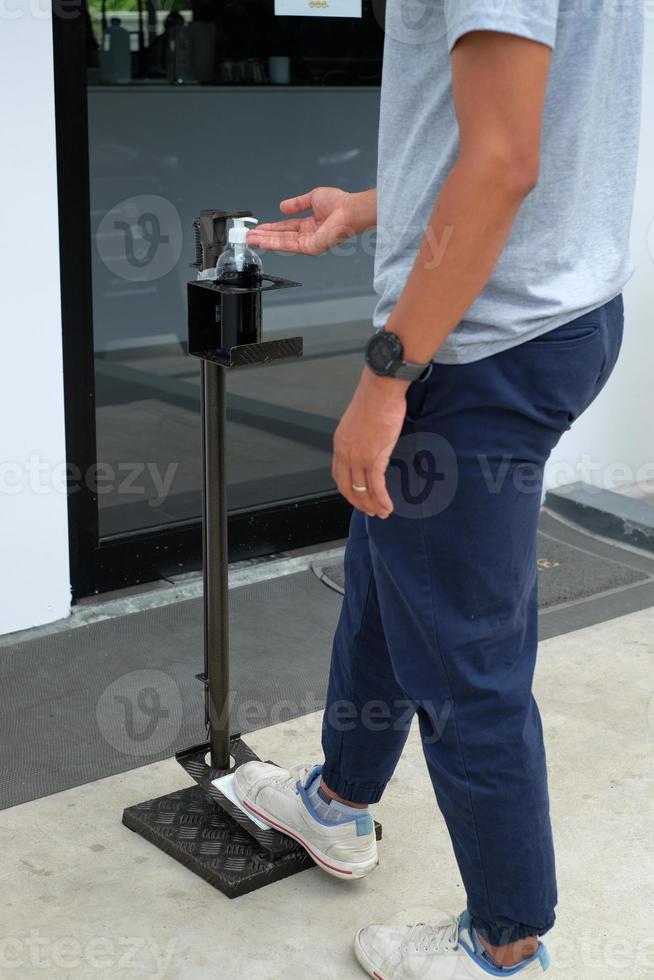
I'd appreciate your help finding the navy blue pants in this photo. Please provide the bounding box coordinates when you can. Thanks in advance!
[321,295,624,946]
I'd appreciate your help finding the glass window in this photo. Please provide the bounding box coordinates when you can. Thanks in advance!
[86,3,382,537]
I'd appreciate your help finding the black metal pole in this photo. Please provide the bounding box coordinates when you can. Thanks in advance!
[201,360,231,770]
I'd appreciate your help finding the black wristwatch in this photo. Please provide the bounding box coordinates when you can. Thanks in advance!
[365,331,432,382]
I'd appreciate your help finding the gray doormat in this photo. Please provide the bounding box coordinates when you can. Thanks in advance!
[311,510,654,643]
[313,529,647,605]
[2,511,653,812]
[0,572,340,812]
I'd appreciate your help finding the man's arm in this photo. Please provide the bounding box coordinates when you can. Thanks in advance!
[333,30,554,518]
[384,29,552,364]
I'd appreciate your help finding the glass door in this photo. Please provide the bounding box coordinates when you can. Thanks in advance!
[56,0,383,595]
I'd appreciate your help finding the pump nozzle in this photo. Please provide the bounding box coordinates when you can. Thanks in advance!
[228,216,258,245]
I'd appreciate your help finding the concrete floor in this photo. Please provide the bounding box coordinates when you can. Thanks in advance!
[1,608,653,979]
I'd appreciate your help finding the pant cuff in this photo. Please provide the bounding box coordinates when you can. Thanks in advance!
[471,913,556,946]
[320,765,387,805]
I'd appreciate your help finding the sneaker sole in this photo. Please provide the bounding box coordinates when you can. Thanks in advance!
[239,796,378,880]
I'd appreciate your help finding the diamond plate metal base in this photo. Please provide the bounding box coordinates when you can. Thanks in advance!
[190,336,303,368]
[123,785,314,898]
[175,737,304,857]
[123,736,382,898]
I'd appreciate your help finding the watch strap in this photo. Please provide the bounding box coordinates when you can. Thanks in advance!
[393,360,433,382]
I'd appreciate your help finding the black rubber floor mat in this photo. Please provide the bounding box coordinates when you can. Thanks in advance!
[3,513,653,812]
[0,571,340,811]
[313,519,650,608]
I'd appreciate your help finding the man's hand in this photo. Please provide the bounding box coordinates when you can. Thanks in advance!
[247,187,376,256]
[332,369,409,519]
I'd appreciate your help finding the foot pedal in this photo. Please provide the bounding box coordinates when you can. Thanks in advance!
[175,737,298,857]
[123,736,382,897]
[211,772,272,830]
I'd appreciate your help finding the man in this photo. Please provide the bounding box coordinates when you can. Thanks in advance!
[235,2,644,976]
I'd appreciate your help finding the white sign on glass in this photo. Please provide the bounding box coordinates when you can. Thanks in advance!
[274,0,361,18]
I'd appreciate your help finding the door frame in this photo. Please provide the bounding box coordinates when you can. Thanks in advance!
[51,4,350,601]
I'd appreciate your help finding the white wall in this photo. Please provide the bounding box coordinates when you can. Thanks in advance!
[0,6,71,634]
[545,16,654,494]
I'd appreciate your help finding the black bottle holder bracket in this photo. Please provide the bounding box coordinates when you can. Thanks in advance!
[187,273,303,366]
[122,209,380,899]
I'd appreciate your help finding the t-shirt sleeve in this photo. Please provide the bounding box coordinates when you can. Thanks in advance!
[444,1,560,54]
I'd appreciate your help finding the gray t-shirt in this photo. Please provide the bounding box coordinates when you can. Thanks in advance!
[373,0,644,364]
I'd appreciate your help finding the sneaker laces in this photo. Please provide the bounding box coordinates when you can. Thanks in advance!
[265,764,313,795]
[406,915,460,955]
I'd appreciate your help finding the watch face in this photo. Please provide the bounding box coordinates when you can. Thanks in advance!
[367,332,403,375]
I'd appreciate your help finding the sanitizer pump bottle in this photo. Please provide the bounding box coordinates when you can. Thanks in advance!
[216,217,262,286]
[215,217,264,348]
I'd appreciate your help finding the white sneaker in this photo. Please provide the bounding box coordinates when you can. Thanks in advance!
[354,911,553,979]
[233,762,378,880]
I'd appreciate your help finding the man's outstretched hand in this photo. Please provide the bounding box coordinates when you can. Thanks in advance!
[247,187,376,256]
[332,370,409,519]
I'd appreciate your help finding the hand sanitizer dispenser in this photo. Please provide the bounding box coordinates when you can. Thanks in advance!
[187,208,302,362]
[123,212,377,900]
[215,216,264,348]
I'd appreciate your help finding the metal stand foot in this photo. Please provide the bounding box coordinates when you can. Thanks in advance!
[122,784,314,899]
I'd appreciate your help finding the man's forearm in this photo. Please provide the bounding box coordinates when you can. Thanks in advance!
[385,153,536,365]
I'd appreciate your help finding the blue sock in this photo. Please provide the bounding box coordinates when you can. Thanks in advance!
[305,774,369,824]
[473,929,506,970]
[472,927,535,971]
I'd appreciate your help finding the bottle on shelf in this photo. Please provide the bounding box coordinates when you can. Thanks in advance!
[215,217,263,348]
[215,217,262,285]
[100,17,132,85]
